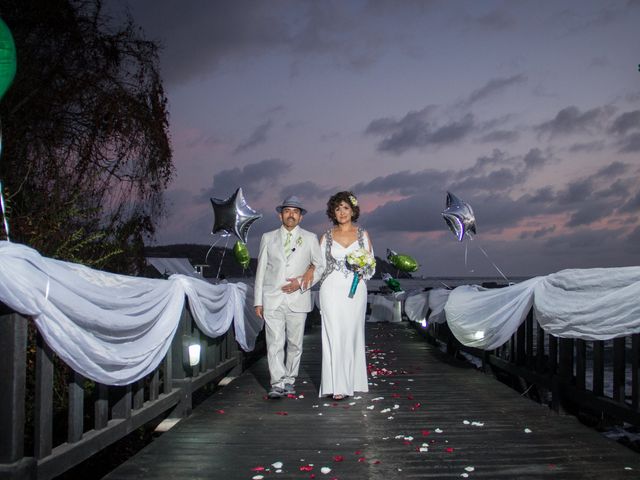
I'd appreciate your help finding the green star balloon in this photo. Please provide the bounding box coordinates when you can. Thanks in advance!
[0,18,16,101]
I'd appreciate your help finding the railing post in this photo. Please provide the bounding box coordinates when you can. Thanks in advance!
[0,309,37,478]
[169,306,193,419]
[34,332,53,459]
[68,372,85,443]
[535,324,545,373]
[632,334,639,410]
[525,310,534,369]
[612,337,626,404]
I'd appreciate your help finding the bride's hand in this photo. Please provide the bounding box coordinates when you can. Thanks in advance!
[282,277,301,294]
[301,265,315,290]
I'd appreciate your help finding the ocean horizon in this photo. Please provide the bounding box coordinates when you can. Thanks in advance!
[223,275,534,292]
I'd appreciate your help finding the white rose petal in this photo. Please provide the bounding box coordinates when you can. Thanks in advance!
[465,466,475,472]
[367,405,375,410]
[463,420,470,425]
[394,435,404,439]
[419,447,428,452]
[271,461,283,469]
[252,476,264,480]
[524,428,532,433]
[349,402,356,406]
[321,467,332,474]
[435,428,443,433]
[387,416,394,420]
[404,436,414,441]
[381,408,391,413]
[460,474,469,478]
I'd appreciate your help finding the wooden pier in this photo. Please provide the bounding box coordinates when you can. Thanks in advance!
[103,322,640,479]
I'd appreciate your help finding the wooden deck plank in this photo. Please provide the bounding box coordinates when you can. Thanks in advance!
[104,323,640,479]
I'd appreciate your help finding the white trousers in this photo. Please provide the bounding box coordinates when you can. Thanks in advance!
[263,304,307,388]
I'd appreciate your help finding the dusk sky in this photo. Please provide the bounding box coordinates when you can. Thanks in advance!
[114,0,640,278]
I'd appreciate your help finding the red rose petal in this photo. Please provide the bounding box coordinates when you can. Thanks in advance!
[357,457,366,462]
[300,465,313,471]
[354,450,362,455]
[275,411,288,416]
[216,409,225,414]
[372,460,381,464]
[251,466,265,471]
[445,447,454,453]
[333,455,344,462]
[422,430,430,436]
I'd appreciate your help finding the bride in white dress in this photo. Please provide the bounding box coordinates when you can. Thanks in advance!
[318,191,374,400]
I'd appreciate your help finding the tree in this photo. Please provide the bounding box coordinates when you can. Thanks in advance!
[0,0,173,272]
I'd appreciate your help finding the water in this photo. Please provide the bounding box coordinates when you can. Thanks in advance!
[365,276,533,292]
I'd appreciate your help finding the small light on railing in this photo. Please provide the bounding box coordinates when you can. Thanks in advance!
[188,344,201,367]
[473,330,484,340]
[420,319,428,328]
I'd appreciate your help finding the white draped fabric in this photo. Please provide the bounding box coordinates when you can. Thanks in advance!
[146,257,199,277]
[444,267,640,350]
[0,241,263,386]
[534,267,640,340]
[367,294,402,323]
[445,277,540,350]
[428,288,450,325]
[404,291,429,323]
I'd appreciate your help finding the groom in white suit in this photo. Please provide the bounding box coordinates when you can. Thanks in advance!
[254,196,324,399]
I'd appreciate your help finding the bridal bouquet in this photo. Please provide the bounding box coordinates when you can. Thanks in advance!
[345,248,376,298]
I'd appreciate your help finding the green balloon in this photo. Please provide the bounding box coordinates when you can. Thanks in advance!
[0,18,16,101]
[389,253,418,273]
[233,240,250,269]
[386,277,403,292]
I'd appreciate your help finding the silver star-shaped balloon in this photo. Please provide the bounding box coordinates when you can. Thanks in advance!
[210,187,262,243]
[441,191,476,242]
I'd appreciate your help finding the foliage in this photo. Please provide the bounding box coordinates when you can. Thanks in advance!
[0,0,173,272]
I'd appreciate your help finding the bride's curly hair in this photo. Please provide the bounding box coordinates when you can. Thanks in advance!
[326,191,360,225]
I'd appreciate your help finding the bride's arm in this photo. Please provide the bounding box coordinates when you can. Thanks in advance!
[364,230,373,255]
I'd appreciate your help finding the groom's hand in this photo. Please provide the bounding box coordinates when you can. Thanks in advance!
[282,277,301,294]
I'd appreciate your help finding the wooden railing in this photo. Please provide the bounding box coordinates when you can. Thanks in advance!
[0,301,263,479]
[418,307,640,427]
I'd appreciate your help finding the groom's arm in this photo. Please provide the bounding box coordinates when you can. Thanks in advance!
[307,233,325,287]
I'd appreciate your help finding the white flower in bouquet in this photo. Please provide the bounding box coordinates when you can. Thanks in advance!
[345,248,376,281]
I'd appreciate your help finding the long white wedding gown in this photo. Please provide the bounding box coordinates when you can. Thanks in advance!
[319,231,372,397]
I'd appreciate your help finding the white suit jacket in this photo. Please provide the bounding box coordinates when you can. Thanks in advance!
[254,226,324,313]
